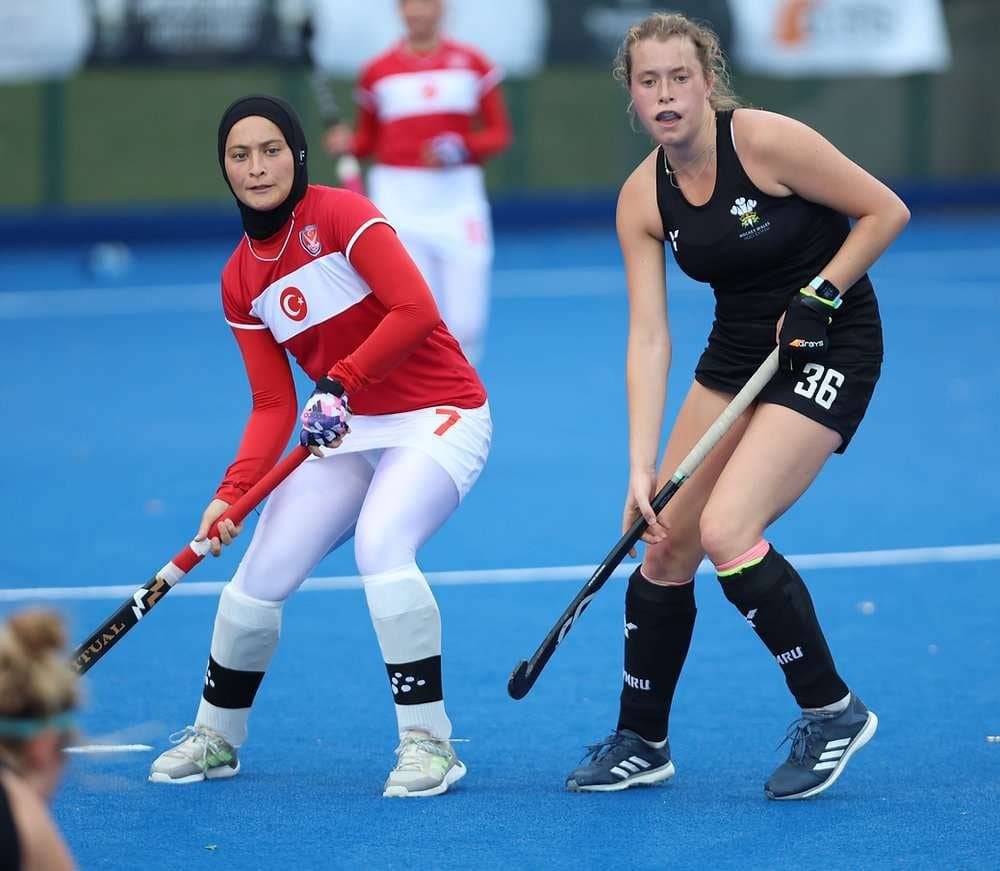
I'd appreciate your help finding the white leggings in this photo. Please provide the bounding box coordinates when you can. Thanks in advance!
[231,447,460,602]
[400,232,491,366]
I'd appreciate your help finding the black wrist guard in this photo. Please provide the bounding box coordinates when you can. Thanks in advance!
[315,376,345,397]
[795,292,836,316]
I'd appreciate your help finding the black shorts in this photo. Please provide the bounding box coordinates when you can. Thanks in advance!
[694,288,883,453]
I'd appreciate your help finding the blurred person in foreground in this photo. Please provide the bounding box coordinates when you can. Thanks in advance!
[564,13,909,800]
[321,0,513,365]
[147,93,490,798]
[0,610,78,870]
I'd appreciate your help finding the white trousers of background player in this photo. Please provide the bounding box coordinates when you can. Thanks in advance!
[400,231,491,366]
[368,164,494,364]
[195,447,463,745]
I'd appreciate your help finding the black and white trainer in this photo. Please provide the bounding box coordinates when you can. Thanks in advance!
[566,729,675,792]
[765,693,878,800]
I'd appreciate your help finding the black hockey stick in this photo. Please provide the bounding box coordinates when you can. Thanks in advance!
[507,348,779,699]
[311,70,365,192]
[71,446,310,675]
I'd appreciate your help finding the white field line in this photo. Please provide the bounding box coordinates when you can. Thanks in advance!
[1,543,998,603]
[63,744,153,754]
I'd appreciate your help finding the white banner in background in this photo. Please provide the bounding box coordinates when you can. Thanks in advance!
[308,0,550,77]
[729,0,951,76]
[0,0,92,82]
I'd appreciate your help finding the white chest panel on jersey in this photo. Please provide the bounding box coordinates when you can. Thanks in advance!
[249,252,372,344]
[373,68,480,122]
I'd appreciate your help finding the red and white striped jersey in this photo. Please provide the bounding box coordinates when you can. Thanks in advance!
[221,184,485,416]
[351,38,511,167]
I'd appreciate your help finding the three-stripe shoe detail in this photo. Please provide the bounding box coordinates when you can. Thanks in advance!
[566,730,675,792]
[765,694,878,800]
[610,755,653,779]
[814,737,851,771]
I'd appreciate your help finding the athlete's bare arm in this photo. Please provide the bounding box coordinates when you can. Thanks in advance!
[4,772,76,871]
[733,109,910,294]
[618,152,671,543]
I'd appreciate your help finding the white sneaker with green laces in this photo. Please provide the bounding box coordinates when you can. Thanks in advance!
[148,726,240,784]
[383,730,466,798]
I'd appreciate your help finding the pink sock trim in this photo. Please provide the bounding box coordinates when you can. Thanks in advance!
[714,539,770,574]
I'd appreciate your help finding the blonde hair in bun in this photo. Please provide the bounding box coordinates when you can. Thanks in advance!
[0,610,78,730]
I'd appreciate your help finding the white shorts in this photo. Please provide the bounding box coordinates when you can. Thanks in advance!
[315,401,492,500]
[367,164,493,257]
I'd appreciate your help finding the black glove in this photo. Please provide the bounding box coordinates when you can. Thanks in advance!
[778,281,841,371]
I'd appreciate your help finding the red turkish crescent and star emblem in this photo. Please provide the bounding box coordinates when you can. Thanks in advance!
[299,224,322,256]
[279,286,307,321]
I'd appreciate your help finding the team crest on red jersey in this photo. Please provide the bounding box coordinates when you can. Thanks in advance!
[299,225,322,257]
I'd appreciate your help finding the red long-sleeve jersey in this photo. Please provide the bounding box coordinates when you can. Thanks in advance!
[215,184,485,503]
[351,38,512,167]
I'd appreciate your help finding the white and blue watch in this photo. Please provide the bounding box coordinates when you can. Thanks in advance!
[801,275,843,309]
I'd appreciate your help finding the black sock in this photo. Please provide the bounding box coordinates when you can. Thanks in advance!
[718,545,848,708]
[616,568,696,743]
[386,655,443,705]
[202,654,265,709]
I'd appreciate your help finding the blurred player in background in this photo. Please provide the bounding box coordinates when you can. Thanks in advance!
[148,94,491,798]
[565,13,909,800]
[0,610,78,870]
[319,0,513,364]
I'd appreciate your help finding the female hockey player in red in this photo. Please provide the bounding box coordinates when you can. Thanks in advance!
[322,0,513,364]
[148,94,490,798]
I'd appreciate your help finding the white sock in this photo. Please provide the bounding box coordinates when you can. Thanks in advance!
[803,691,851,718]
[364,563,452,741]
[194,583,283,747]
[396,702,453,743]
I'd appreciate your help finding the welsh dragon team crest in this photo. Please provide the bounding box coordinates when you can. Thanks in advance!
[299,224,322,256]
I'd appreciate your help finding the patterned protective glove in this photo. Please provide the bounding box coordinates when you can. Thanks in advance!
[778,281,841,371]
[428,133,469,166]
[299,376,352,448]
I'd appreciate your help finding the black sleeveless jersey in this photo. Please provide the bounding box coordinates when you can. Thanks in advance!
[655,109,880,378]
[0,766,21,871]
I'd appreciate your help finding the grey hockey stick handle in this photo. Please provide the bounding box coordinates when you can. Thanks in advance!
[507,348,779,700]
[671,347,780,484]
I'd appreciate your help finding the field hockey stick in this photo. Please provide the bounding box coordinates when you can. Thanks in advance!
[71,445,311,675]
[337,155,365,195]
[311,70,366,194]
[508,348,780,700]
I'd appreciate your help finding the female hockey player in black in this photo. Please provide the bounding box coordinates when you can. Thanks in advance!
[566,12,908,800]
